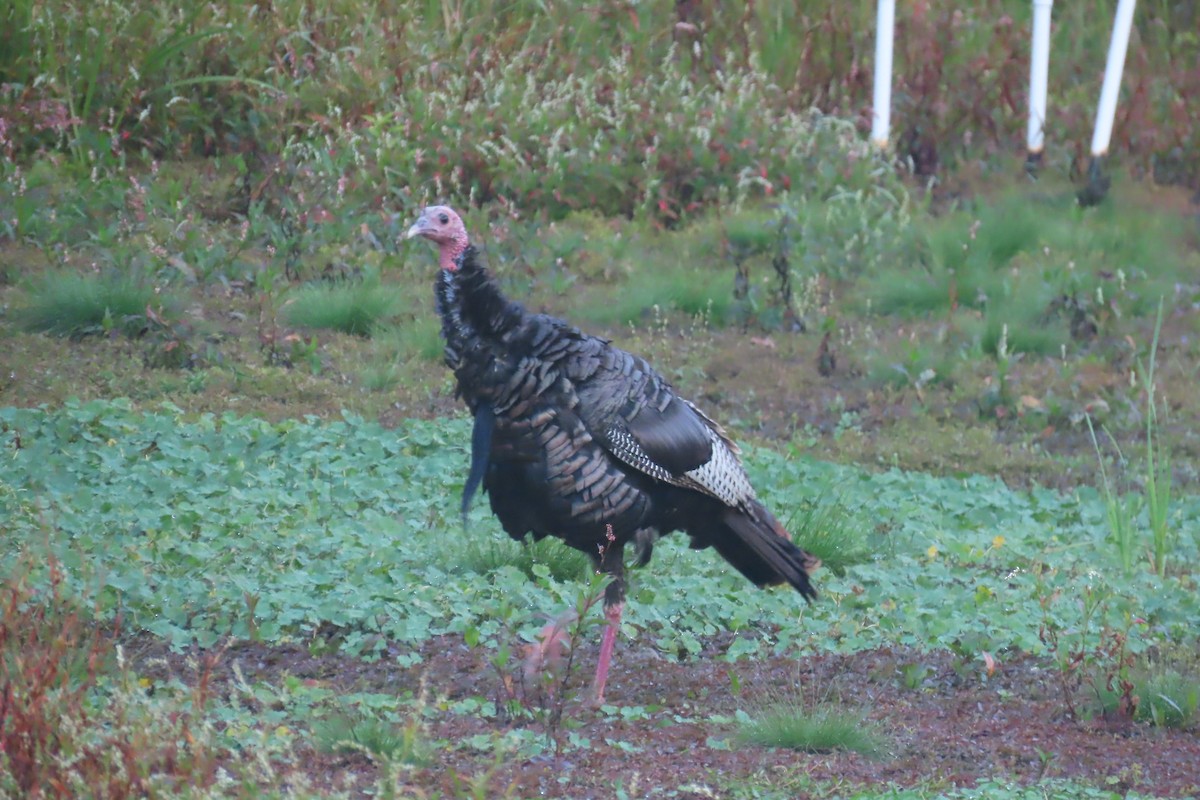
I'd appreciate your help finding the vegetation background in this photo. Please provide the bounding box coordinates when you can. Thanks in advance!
[1,1,1199,798]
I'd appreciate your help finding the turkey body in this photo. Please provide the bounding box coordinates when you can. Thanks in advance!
[437,245,818,604]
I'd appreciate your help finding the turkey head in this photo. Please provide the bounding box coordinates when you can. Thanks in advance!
[406,205,469,271]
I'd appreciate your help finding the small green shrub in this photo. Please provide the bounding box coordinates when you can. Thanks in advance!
[1138,669,1200,729]
[1085,415,1139,575]
[1139,302,1173,578]
[354,319,445,392]
[16,270,165,338]
[971,197,1042,266]
[790,190,917,281]
[1082,302,1174,578]
[725,213,778,256]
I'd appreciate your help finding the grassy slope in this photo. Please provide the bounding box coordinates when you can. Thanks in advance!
[2,170,1198,492]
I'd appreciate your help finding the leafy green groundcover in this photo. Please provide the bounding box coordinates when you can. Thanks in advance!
[1,399,1198,662]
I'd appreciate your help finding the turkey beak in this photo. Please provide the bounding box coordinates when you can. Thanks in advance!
[405,215,430,240]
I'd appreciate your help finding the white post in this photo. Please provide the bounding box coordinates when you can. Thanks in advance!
[1026,0,1054,163]
[871,0,896,151]
[1091,0,1137,158]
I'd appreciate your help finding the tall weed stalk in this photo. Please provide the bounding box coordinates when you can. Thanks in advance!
[1140,299,1172,577]
[1085,415,1138,575]
[1086,299,1174,577]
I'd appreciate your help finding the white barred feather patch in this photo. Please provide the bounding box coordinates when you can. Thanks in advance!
[604,424,756,509]
[681,429,756,508]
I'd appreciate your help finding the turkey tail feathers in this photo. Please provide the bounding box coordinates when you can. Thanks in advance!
[713,505,819,602]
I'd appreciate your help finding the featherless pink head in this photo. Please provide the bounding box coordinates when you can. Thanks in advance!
[406,205,469,271]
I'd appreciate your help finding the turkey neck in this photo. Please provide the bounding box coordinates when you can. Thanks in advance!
[435,245,531,411]
[441,245,526,344]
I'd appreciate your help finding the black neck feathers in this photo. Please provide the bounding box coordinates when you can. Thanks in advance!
[447,245,525,342]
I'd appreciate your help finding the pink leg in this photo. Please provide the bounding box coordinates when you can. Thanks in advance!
[590,601,624,707]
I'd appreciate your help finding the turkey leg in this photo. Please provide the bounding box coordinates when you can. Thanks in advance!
[590,601,623,707]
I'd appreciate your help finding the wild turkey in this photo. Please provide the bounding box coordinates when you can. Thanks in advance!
[407,206,820,704]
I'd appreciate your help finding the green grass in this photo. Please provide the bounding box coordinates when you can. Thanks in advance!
[870,269,953,317]
[312,711,430,764]
[1140,302,1174,578]
[576,260,734,328]
[357,362,402,393]
[864,336,959,391]
[450,527,592,585]
[736,694,885,756]
[869,185,1194,343]
[1084,303,1175,576]
[380,316,444,363]
[959,194,1042,267]
[1086,415,1139,575]
[354,316,444,390]
[786,496,870,576]
[283,276,404,337]
[15,271,166,338]
[1137,669,1200,729]
[977,304,1070,359]
[1092,664,1200,729]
